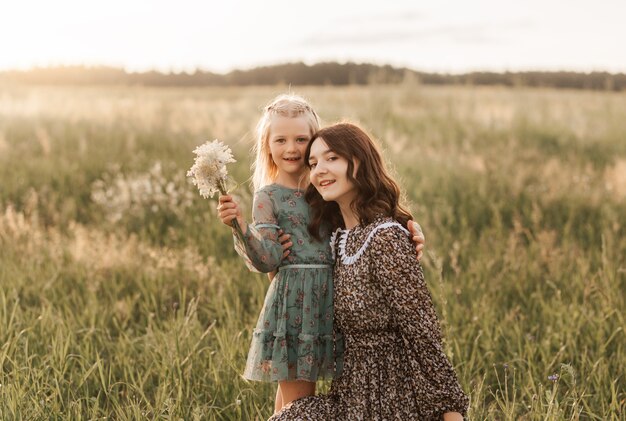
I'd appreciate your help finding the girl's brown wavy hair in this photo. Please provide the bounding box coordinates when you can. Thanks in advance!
[305,123,413,240]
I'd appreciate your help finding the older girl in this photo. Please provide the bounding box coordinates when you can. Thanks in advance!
[271,123,468,420]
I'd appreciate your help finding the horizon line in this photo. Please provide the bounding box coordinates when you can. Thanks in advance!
[1,61,626,76]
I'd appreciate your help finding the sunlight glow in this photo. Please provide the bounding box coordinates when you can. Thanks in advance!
[1,0,625,73]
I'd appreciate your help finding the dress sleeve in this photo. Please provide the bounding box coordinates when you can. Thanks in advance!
[370,226,469,417]
[233,189,284,273]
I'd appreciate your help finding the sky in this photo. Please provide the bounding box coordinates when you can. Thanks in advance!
[1,0,624,74]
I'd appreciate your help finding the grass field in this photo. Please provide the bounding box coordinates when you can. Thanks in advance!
[0,84,624,420]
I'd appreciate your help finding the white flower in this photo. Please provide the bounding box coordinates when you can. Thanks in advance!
[91,161,193,222]
[187,140,236,199]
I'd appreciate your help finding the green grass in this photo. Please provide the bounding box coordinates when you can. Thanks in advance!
[0,84,624,420]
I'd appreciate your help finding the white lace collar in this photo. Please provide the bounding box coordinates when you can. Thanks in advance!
[330,221,410,265]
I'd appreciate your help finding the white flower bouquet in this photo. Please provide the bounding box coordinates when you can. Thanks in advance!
[187,139,244,241]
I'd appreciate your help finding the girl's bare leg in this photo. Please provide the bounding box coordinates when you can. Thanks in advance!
[274,384,283,414]
[278,380,315,408]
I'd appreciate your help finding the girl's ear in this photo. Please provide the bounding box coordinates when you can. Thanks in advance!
[352,158,360,178]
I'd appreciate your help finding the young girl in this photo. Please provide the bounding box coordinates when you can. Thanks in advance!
[217,95,425,413]
[271,123,468,421]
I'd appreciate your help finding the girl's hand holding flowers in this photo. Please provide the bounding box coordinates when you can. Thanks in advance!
[217,194,247,234]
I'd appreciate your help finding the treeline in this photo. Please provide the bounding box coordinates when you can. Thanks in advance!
[1,62,625,91]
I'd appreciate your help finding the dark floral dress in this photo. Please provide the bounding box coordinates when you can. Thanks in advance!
[270,217,468,420]
[234,184,343,382]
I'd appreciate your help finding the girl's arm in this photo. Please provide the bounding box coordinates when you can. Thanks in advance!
[218,192,284,273]
[266,230,293,281]
[370,226,468,419]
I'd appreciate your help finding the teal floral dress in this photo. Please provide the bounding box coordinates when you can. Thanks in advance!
[234,183,343,382]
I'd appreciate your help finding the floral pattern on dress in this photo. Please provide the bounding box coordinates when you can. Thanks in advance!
[270,217,468,420]
[233,184,343,382]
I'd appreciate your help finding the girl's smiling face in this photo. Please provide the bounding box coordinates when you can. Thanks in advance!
[268,115,311,179]
[308,137,357,208]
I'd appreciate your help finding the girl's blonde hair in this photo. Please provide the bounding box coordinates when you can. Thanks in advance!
[252,94,321,191]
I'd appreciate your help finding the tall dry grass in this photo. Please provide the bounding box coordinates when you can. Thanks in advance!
[0,84,624,419]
